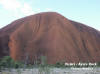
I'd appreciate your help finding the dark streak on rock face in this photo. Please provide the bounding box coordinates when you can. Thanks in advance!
[0,12,100,63]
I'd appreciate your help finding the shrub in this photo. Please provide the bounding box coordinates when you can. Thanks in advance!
[97,62,100,67]
[55,61,65,68]
[0,56,24,69]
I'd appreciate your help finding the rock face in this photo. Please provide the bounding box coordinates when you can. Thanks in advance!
[0,12,100,64]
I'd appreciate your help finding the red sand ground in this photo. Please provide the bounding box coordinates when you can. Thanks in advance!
[0,12,100,64]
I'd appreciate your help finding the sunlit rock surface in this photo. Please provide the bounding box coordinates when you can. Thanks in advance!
[0,12,100,64]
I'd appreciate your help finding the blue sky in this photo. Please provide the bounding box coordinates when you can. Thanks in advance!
[0,0,100,30]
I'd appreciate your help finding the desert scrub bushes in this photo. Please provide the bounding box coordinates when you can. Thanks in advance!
[38,56,51,74]
[54,61,66,68]
[97,62,100,67]
[0,56,24,70]
[0,56,99,70]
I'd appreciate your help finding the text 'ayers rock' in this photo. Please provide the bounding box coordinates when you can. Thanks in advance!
[0,12,100,64]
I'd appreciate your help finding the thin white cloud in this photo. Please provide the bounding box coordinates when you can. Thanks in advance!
[45,8,52,11]
[0,0,35,17]
[0,0,21,10]
[21,3,35,16]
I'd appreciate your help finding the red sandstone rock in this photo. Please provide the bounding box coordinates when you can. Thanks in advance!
[0,12,100,64]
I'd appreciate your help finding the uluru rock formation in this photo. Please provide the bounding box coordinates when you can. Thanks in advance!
[0,12,100,64]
